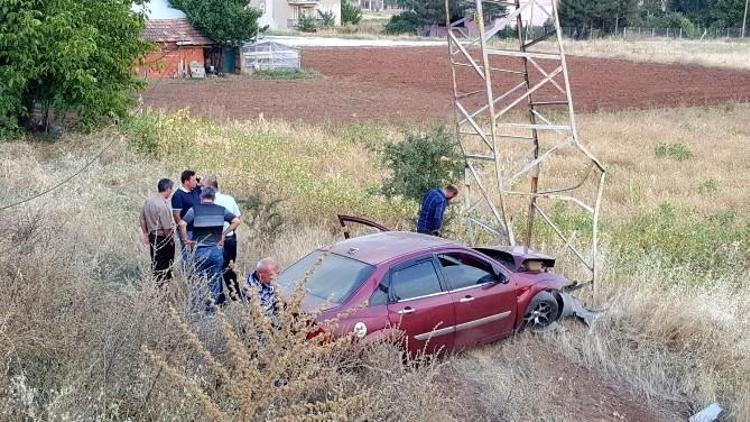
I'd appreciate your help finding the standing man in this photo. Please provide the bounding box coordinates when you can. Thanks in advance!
[179,186,241,310]
[243,258,280,319]
[171,170,202,260]
[416,185,459,236]
[203,176,242,300]
[140,178,176,284]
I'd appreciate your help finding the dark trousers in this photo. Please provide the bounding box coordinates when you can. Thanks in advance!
[149,234,175,284]
[222,235,240,299]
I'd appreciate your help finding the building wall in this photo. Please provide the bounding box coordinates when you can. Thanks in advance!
[250,0,341,31]
[134,43,206,80]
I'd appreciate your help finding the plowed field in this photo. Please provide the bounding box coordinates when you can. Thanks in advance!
[142,47,750,122]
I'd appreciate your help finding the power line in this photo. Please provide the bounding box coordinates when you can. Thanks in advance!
[0,135,121,212]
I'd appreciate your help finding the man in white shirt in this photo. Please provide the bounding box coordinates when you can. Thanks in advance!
[204,176,242,299]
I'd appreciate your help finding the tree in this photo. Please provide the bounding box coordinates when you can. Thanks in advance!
[169,0,264,47]
[341,0,363,25]
[559,0,638,38]
[384,0,505,35]
[0,0,151,133]
[669,0,713,26]
[710,0,746,27]
[559,0,593,38]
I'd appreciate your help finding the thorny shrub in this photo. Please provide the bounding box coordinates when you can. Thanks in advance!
[0,209,455,420]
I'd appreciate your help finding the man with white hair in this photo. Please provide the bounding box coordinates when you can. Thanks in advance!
[243,257,280,317]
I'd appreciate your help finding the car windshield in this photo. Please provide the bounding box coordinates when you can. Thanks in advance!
[277,251,377,304]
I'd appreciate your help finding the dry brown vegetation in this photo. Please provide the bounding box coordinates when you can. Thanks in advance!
[0,103,748,420]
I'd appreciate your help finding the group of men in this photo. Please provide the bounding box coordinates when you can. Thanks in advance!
[139,170,279,313]
[139,170,457,313]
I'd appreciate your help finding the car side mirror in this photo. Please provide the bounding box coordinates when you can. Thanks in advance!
[494,269,508,284]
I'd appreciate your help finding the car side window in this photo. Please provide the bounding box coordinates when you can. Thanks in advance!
[437,253,500,290]
[369,281,389,306]
[389,259,443,302]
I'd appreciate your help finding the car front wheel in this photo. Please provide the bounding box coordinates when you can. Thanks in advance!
[522,291,560,331]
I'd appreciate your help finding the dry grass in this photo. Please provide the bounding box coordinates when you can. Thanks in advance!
[487,38,750,70]
[0,103,748,420]
[563,38,750,70]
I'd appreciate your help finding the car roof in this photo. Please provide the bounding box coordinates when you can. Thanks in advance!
[330,232,459,265]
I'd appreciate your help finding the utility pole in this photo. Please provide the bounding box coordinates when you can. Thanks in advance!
[444,0,606,293]
[743,0,749,38]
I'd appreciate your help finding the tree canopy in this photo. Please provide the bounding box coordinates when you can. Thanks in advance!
[0,0,151,133]
[384,0,505,35]
[169,0,265,47]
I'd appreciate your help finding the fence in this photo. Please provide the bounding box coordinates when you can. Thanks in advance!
[558,26,747,40]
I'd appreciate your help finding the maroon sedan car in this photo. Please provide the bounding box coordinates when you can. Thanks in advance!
[277,231,575,353]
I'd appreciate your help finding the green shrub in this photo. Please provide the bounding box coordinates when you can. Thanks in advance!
[654,143,693,161]
[0,0,150,132]
[383,12,421,35]
[297,13,318,32]
[239,193,286,244]
[250,69,321,80]
[380,126,464,202]
[341,1,363,25]
[318,10,336,28]
[644,12,701,38]
[698,179,719,195]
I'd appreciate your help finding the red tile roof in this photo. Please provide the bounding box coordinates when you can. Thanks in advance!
[144,19,213,45]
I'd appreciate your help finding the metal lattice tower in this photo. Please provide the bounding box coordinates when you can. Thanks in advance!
[445,0,606,291]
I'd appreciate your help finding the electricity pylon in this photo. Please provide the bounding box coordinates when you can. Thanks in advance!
[445,0,606,291]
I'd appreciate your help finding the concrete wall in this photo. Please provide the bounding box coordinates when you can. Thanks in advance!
[134,43,206,80]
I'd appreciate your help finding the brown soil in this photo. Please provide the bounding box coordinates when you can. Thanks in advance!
[446,341,682,422]
[142,47,750,122]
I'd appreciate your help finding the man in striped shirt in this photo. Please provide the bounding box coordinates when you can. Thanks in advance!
[416,185,458,236]
[179,186,241,309]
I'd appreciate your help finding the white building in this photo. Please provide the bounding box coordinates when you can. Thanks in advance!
[250,0,342,31]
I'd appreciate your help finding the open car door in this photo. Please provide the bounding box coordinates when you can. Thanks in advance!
[337,214,391,239]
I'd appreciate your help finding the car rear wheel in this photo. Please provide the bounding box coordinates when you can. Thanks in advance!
[522,291,560,331]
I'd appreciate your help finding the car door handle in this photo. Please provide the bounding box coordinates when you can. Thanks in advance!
[398,307,415,315]
[459,296,475,303]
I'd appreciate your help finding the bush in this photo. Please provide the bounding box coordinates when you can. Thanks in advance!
[318,9,336,28]
[654,142,693,161]
[655,12,701,37]
[0,0,151,132]
[341,1,363,25]
[383,12,421,35]
[297,13,318,32]
[380,126,464,202]
[250,69,321,80]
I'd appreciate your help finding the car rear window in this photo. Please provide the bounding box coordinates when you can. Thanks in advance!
[277,251,377,304]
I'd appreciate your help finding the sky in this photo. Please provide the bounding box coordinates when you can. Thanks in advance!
[131,0,187,19]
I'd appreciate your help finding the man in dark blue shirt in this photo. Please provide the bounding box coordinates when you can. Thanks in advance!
[417,185,458,236]
[171,169,202,259]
